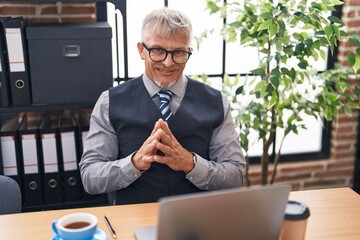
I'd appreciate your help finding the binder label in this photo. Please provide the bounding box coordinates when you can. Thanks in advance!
[5,28,25,72]
[22,134,39,174]
[42,133,58,173]
[61,132,78,171]
[82,131,88,147]
[0,136,18,176]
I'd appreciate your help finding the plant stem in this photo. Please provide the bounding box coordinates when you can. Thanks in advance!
[261,106,276,185]
[270,134,285,184]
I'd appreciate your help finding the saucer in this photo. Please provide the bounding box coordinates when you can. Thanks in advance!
[50,228,108,240]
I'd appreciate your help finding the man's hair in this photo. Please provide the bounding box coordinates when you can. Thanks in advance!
[141,7,192,46]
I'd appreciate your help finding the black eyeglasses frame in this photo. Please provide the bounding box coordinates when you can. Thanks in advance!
[142,42,192,64]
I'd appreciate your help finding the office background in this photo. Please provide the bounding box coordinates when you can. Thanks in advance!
[0,0,359,195]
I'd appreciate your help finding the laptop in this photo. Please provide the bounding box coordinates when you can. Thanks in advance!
[134,184,291,240]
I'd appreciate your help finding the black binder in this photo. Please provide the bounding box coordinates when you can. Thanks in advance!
[18,113,44,206]
[0,17,12,107]
[0,115,23,192]
[73,110,107,202]
[75,110,91,157]
[57,111,83,202]
[1,17,31,106]
[73,110,95,199]
[39,113,63,204]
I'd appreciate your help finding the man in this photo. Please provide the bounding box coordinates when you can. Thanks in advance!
[79,7,246,205]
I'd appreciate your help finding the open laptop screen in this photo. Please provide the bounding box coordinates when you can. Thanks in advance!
[135,184,291,240]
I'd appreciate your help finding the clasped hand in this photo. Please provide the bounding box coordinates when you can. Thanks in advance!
[132,118,194,173]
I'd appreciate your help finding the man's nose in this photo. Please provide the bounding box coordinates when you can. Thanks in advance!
[163,53,175,66]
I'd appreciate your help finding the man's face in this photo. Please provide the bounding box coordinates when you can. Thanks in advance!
[138,32,190,88]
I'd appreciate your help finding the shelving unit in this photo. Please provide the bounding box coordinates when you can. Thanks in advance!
[0,0,127,211]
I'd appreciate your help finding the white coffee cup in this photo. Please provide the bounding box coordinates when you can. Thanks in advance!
[52,212,98,240]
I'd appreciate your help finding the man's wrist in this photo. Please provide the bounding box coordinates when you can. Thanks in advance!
[192,153,197,166]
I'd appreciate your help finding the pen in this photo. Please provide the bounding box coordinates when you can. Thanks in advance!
[104,215,117,239]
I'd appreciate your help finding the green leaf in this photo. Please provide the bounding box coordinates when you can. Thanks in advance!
[283,76,291,89]
[270,76,279,88]
[268,95,278,109]
[320,49,327,60]
[298,60,309,69]
[258,19,273,30]
[236,85,244,95]
[347,52,356,67]
[349,35,360,46]
[251,68,266,75]
[328,16,342,24]
[254,80,267,92]
[331,0,344,6]
[313,40,321,50]
[206,1,220,14]
[269,24,278,38]
[240,29,249,42]
[356,85,360,96]
[353,56,360,73]
[312,50,319,61]
[293,33,304,41]
[325,25,333,39]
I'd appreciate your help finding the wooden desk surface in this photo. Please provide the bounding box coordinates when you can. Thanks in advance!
[0,187,359,240]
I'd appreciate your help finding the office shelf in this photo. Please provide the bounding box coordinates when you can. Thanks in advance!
[0,0,127,211]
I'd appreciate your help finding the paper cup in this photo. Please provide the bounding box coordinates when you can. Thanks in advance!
[279,201,310,240]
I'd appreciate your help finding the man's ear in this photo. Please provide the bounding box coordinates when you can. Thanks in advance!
[137,42,145,60]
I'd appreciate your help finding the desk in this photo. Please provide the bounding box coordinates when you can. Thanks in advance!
[0,187,359,240]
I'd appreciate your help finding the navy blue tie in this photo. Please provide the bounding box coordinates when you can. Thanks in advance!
[157,90,173,122]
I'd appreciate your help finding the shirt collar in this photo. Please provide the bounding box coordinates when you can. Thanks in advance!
[142,73,187,99]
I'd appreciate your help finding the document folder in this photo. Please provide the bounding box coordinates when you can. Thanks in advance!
[2,17,31,106]
[74,110,91,157]
[0,17,12,107]
[73,110,107,202]
[0,115,23,192]
[39,113,63,204]
[58,111,83,202]
[19,113,44,207]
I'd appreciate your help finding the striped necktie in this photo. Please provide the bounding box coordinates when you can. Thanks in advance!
[157,90,173,122]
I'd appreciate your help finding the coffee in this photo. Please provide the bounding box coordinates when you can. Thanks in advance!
[52,212,98,239]
[64,221,90,229]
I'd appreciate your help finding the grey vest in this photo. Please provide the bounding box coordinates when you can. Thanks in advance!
[109,76,223,204]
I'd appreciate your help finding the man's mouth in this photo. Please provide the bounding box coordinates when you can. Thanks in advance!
[157,68,176,75]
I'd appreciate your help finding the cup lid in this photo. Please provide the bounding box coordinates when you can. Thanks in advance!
[284,201,310,220]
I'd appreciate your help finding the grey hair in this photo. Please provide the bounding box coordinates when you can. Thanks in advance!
[141,7,192,46]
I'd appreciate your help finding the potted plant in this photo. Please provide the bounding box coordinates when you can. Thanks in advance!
[198,0,360,185]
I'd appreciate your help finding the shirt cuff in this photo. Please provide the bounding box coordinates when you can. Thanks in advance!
[185,154,209,189]
[119,152,143,182]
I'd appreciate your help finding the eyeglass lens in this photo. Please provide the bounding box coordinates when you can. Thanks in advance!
[143,43,191,64]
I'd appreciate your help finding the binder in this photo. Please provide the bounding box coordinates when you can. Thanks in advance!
[39,113,63,204]
[73,110,95,200]
[18,113,44,206]
[0,115,23,192]
[73,110,107,202]
[0,17,12,107]
[57,111,83,201]
[2,17,31,106]
[74,110,91,157]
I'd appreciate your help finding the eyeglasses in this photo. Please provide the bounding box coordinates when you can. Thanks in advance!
[142,43,192,64]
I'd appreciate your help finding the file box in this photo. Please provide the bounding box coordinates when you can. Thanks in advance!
[26,22,113,105]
